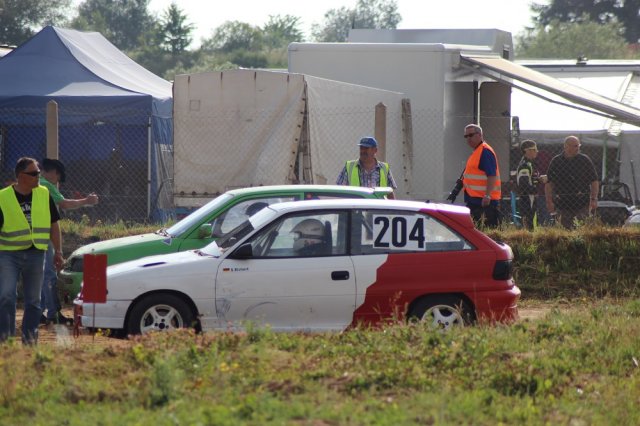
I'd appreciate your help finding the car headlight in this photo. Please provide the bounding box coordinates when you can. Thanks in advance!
[66,256,84,273]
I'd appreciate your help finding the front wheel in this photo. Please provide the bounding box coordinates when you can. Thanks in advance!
[408,295,474,330]
[127,294,194,335]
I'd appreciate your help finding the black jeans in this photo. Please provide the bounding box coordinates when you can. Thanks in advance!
[467,204,501,228]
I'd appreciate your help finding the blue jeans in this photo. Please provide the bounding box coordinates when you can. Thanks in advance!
[41,242,61,320]
[0,249,45,344]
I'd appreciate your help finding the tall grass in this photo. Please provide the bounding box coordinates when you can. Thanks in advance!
[1,299,639,424]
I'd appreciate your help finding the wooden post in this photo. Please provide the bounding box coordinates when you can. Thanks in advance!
[46,100,59,159]
[374,102,386,161]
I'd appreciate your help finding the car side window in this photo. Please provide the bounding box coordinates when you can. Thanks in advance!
[350,209,473,255]
[246,211,348,258]
[210,196,295,238]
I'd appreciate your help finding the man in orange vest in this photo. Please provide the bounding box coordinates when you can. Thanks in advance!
[461,124,502,227]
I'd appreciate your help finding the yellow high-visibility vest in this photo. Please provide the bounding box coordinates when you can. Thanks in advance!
[0,186,51,250]
[346,160,389,187]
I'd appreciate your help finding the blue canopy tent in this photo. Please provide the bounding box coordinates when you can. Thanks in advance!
[0,26,173,221]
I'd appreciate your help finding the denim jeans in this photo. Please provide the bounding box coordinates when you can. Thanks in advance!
[41,242,61,320]
[0,249,45,344]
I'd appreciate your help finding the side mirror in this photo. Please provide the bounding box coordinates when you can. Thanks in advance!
[197,223,213,239]
[230,243,253,259]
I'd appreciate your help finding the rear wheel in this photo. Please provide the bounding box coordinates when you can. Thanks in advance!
[408,295,474,330]
[127,294,194,335]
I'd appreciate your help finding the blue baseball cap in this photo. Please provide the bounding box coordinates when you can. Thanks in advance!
[358,137,378,148]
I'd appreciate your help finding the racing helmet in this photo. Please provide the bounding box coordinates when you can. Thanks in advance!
[291,218,325,252]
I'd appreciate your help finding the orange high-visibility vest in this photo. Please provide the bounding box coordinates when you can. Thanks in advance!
[463,142,501,200]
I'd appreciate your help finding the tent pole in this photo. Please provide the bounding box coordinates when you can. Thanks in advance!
[147,117,151,220]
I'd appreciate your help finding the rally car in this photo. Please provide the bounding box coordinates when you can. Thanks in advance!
[60,185,392,295]
[74,199,520,335]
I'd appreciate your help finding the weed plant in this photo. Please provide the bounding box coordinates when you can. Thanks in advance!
[1,299,639,424]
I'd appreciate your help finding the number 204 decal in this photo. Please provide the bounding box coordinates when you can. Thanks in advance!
[373,215,425,250]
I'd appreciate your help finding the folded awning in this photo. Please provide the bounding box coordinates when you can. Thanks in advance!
[460,55,640,127]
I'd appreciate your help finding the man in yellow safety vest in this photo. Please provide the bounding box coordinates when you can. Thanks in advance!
[336,137,397,199]
[0,157,63,344]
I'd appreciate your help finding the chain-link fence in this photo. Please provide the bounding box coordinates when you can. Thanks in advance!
[3,103,639,227]
[0,105,172,223]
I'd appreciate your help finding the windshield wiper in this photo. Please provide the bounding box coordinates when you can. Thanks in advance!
[156,228,169,237]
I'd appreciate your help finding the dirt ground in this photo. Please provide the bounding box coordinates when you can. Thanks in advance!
[12,304,551,348]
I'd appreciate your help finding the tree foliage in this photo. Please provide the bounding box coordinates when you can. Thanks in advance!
[201,21,263,53]
[160,2,194,54]
[311,0,401,42]
[532,0,640,44]
[71,0,156,50]
[516,19,629,59]
[262,14,305,48]
[0,0,71,45]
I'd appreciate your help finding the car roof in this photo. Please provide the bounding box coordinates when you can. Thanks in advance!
[225,185,393,196]
[266,198,470,215]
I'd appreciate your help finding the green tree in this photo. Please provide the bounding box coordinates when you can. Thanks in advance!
[201,21,263,53]
[516,19,629,59]
[532,0,640,44]
[0,0,71,46]
[71,0,156,50]
[159,2,194,54]
[262,14,304,48]
[311,0,401,42]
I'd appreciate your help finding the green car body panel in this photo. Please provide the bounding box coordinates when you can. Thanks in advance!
[59,185,392,295]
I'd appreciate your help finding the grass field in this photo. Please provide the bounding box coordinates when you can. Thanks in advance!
[2,299,639,425]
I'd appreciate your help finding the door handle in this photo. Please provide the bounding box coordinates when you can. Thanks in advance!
[331,270,350,280]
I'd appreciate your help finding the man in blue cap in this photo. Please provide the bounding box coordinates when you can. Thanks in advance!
[336,136,397,199]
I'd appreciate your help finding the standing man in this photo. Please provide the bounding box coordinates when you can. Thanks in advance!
[39,158,99,325]
[545,136,599,228]
[516,140,547,229]
[0,157,63,344]
[461,124,502,227]
[336,136,397,199]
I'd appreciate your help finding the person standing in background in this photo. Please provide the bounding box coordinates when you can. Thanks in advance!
[545,136,599,228]
[516,140,547,229]
[336,136,397,199]
[0,157,63,344]
[39,158,98,325]
[461,124,502,227]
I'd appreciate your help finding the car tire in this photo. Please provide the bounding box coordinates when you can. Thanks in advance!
[127,294,195,335]
[408,295,474,330]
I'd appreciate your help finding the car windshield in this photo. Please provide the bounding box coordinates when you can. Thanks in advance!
[163,193,234,237]
[201,206,278,254]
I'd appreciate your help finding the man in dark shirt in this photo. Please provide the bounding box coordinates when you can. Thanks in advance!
[0,157,62,344]
[545,136,599,228]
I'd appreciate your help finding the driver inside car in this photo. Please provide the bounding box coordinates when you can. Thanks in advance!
[291,218,329,256]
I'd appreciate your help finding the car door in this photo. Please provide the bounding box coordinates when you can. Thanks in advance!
[215,210,355,331]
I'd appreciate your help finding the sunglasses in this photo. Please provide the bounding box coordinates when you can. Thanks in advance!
[464,133,477,139]
[21,170,41,177]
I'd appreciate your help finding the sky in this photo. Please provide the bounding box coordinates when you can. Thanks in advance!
[148,0,546,47]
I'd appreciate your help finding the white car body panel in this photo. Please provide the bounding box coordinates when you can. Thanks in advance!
[215,256,356,331]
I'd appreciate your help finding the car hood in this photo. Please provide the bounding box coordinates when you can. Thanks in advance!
[70,232,168,257]
[103,250,221,300]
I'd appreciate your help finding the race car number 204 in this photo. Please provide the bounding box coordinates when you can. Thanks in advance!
[373,215,425,250]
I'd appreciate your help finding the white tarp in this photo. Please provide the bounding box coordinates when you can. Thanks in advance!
[173,70,306,206]
[305,75,406,193]
[173,70,408,207]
